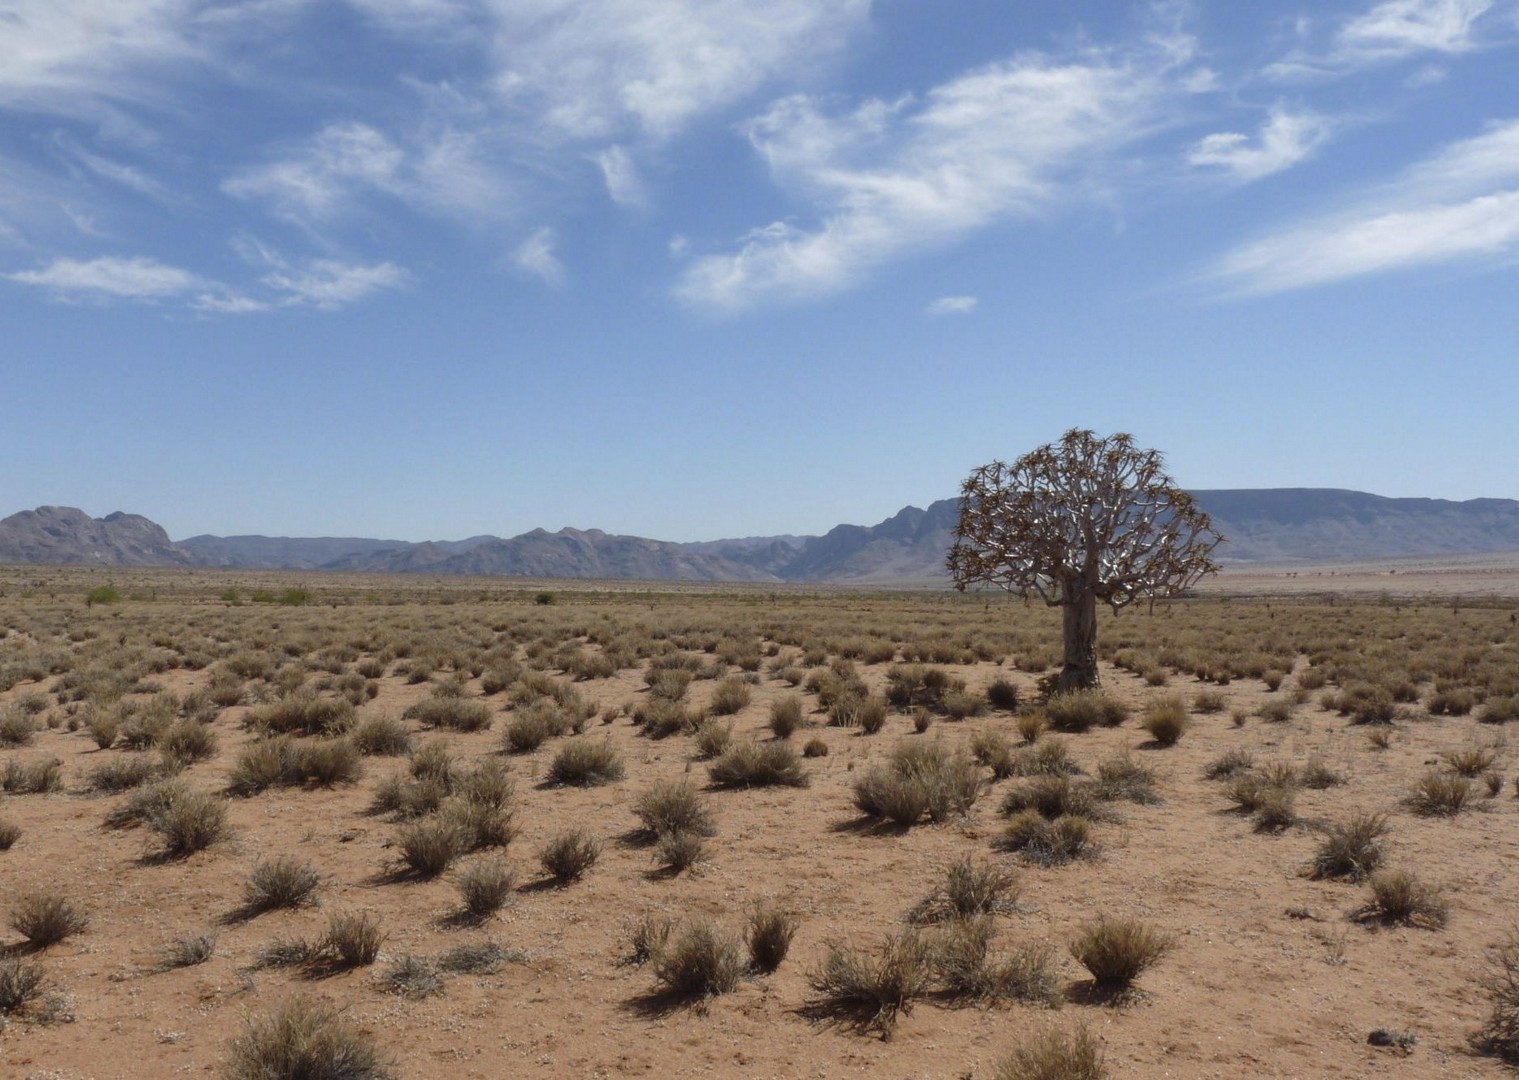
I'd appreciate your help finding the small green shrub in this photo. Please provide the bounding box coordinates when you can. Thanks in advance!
[85,585,121,607]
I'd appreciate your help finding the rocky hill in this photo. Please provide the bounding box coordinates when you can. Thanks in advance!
[6,489,1519,581]
[0,507,190,567]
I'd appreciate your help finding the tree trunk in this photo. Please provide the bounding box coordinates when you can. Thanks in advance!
[1055,588,1100,692]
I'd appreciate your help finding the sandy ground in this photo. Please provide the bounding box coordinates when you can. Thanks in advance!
[0,570,1517,1079]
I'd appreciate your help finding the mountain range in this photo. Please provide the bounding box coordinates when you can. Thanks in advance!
[3,490,1519,583]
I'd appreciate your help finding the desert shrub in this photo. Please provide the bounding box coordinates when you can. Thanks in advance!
[1299,754,1345,789]
[970,729,1017,778]
[1409,770,1471,816]
[443,799,516,852]
[0,818,19,850]
[769,695,804,739]
[405,696,492,733]
[446,758,508,811]
[994,1025,1106,1080]
[941,689,985,720]
[439,941,522,975]
[325,910,384,967]
[1069,916,1171,989]
[539,829,600,883]
[692,718,733,758]
[1094,751,1158,804]
[635,698,699,740]
[1256,699,1293,724]
[986,678,1021,712]
[86,710,120,750]
[909,855,1021,924]
[1016,712,1048,744]
[1427,688,1476,716]
[854,695,890,734]
[88,755,160,793]
[1479,697,1519,725]
[1252,785,1298,832]
[1360,869,1448,928]
[633,779,716,839]
[852,740,981,826]
[628,914,673,966]
[1192,690,1226,714]
[10,892,88,948]
[1479,931,1519,1062]
[709,740,810,789]
[158,720,218,767]
[149,787,229,857]
[1444,746,1497,777]
[225,996,393,1080]
[929,917,1060,1005]
[708,676,752,715]
[657,830,707,873]
[807,931,930,1035]
[884,665,960,710]
[0,707,35,746]
[996,811,1094,865]
[0,955,46,1015]
[227,738,290,795]
[1311,811,1390,880]
[746,904,799,973]
[547,740,625,786]
[243,856,321,915]
[245,691,354,737]
[1012,737,1079,778]
[382,954,443,999]
[397,818,467,878]
[652,919,745,999]
[1348,689,1397,725]
[1000,774,1098,821]
[228,736,360,794]
[297,738,363,787]
[1204,749,1255,780]
[1045,689,1128,733]
[501,701,567,753]
[2,757,62,794]
[159,933,216,970]
[802,736,829,757]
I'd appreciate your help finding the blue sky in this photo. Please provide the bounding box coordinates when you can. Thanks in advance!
[3,0,1517,542]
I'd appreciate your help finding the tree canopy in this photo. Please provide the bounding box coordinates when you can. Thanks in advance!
[947,429,1221,690]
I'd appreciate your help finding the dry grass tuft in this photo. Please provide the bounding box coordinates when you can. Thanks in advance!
[225,996,393,1080]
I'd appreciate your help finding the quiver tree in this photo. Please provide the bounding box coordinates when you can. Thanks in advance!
[947,429,1221,692]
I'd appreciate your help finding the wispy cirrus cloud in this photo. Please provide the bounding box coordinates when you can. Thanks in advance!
[512,227,563,285]
[1204,118,1519,293]
[927,295,977,315]
[1187,106,1334,182]
[1267,0,1502,79]
[4,249,406,312]
[675,41,1190,312]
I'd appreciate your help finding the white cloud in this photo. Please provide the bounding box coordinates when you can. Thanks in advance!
[676,45,1177,312]
[224,123,406,222]
[1267,0,1499,78]
[484,0,872,143]
[262,258,409,309]
[927,295,977,315]
[1188,107,1333,182]
[5,254,201,298]
[593,145,646,207]
[512,227,563,285]
[1205,118,1519,293]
